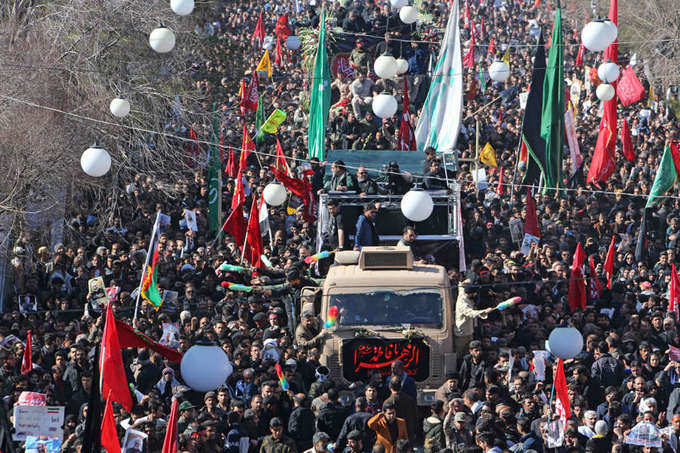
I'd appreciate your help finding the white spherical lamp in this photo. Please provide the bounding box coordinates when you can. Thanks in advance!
[109,98,130,118]
[374,55,398,79]
[596,83,615,101]
[390,0,408,9]
[286,35,301,50]
[80,145,112,177]
[399,6,418,24]
[603,18,618,45]
[149,25,176,53]
[395,58,409,75]
[581,19,616,52]
[548,326,584,359]
[401,188,434,222]
[263,181,287,206]
[372,93,398,119]
[488,60,510,83]
[597,61,620,84]
[170,0,194,15]
[180,340,233,392]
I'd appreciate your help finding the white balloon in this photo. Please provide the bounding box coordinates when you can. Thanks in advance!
[374,55,398,79]
[286,35,301,50]
[170,0,194,15]
[597,61,620,84]
[390,0,408,9]
[603,19,618,45]
[181,343,233,392]
[263,182,287,206]
[109,98,130,118]
[81,146,111,177]
[488,61,510,82]
[399,6,418,24]
[581,20,615,52]
[548,326,584,359]
[149,26,176,53]
[372,94,398,119]
[596,83,615,101]
[401,189,433,222]
[395,58,409,75]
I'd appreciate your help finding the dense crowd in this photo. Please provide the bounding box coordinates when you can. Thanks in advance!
[6,0,680,452]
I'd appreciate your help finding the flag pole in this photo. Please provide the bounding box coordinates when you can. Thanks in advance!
[240,229,249,264]
[133,212,161,327]
[474,118,480,197]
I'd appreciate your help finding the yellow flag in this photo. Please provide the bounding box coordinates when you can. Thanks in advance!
[260,109,287,134]
[256,50,272,77]
[649,84,656,106]
[501,46,510,66]
[480,142,497,167]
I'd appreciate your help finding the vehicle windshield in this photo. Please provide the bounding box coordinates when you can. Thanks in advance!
[328,288,443,327]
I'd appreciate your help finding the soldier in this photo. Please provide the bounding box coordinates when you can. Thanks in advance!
[295,309,328,350]
[260,417,298,453]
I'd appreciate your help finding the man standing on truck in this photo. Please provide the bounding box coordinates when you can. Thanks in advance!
[295,309,328,350]
[354,202,379,250]
[454,281,493,355]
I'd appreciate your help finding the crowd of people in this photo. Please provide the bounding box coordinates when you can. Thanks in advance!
[6,0,680,452]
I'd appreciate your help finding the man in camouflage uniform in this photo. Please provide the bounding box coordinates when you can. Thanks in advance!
[260,417,298,453]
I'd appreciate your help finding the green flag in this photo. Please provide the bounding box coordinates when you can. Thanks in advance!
[479,66,486,92]
[208,103,222,233]
[307,10,331,160]
[539,1,564,194]
[261,109,287,134]
[255,94,266,145]
[646,144,677,208]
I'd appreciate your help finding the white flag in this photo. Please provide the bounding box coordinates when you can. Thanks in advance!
[258,197,270,237]
[415,0,464,153]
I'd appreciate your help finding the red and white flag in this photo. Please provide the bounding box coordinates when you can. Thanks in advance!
[21,330,32,375]
[669,264,680,320]
[399,77,416,151]
[554,359,571,431]
[604,235,615,289]
[100,304,133,411]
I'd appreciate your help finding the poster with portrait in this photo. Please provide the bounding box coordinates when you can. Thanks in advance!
[160,322,180,349]
[18,295,37,314]
[183,209,198,232]
[122,428,148,453]
[25,436,61,453]
[88,277,108,312]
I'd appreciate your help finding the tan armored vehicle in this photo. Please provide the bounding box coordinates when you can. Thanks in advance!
[303,246,456,405]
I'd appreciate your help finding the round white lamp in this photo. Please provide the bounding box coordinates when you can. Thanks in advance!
[395,58,409,75]
[263,181,287,206]
[547,325,584,359]
[581,18,617,52]
[81,145,112,177]
[372,93,398,119]
[170,0,194,16]
[180,339,233,392]
[109,98,130,118]
[488,60,510,83]
[286,35,301,50]
[149,25,176,53]
[374,55,398,79]
[390,0,408,9]
[401,188,434,222]
[596,83,615,101]
[399,6,418,24]
[597,61,620,84]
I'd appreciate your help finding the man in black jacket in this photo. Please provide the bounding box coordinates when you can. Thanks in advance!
[458,340,489,390]
[590,341,624,388]
[316,388,349,439]
[336,397,373,452]
[288,394,315,451]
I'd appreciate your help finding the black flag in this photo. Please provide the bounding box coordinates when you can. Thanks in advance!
[635,209,648,263]
[521,32,547,186]
[82,348,102,453]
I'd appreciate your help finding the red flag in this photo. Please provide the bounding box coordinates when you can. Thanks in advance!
[479,17,485,40]
[588,256,603,300]
[465,76,477,100]
[274,14,292,41]
[101,392,121,453]
[463,33,475,68]
[671,141,680,176]
[496,166,504,195]
[100,305,133,411]
[223,203,247,248]
[470,20,478,38]
[620,118,634,162]
[162,399,179,453]
[616,66,646,106]
[399,77,417,151]
[240,72,259,114]
[604,0,618,63]
[185,127,200,167]
[519,139,528,165]
[486,38,495,60]
[531,0,541,9]
[524,189,541,238]
[275,37,283,65]
[21,330,32,375]
[270,166,316,222]
[670,264,680,320]
[554,359,571,431]
[225,146,238,178]
[114,319,182,363]
[568,243,587,312]
[464,0,470,28]
[241,122,255,161]
[246,197,264,267]
[604,235,615,289]
[586,98,617,185]
[575,42,584,66]
[275,139,292,176]
[252,11,265,47]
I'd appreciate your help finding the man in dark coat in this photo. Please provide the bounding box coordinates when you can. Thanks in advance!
[315,388,348,439]
[288,394,315,451]
[383,376,417,441]
[336,397,373,452]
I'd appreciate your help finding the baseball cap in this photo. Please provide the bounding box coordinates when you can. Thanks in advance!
[179,401,195,411]
[270,417,283,428]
